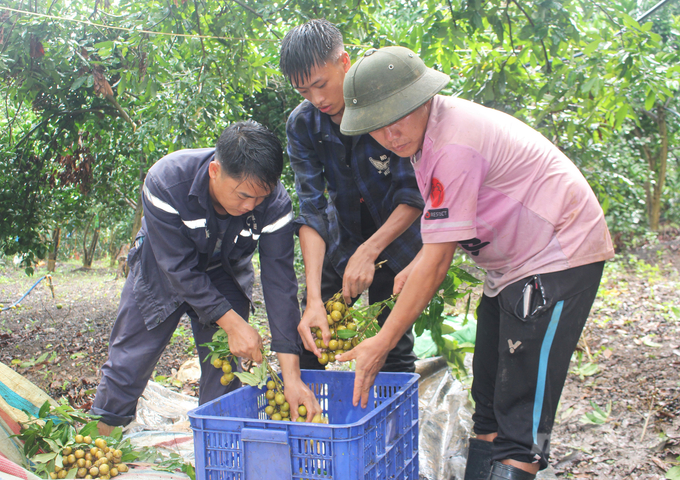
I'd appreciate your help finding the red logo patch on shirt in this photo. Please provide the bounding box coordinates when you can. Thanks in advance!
[430,178,444,208]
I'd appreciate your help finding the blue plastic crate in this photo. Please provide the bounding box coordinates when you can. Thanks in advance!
[188,370,419,480]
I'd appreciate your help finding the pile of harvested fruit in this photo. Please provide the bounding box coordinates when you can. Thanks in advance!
[53,436,129,479]
[15,402,137,480]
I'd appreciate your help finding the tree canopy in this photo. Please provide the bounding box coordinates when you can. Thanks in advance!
[1,0,678,273]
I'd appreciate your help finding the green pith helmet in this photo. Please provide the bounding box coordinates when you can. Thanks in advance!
[340,46,450,136]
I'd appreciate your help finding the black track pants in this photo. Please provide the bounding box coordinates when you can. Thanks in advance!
[472,261,605,469]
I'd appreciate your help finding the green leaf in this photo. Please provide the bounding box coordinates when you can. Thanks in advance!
[621,13,641,31]
[581,77,597,94]
[336,329,358,339]
[666,465,680,480]
[583,40,600,56]
[183,462,196,480]
[614,104,628,129]
[32,452,57,464]
[70,77,87,91]
[93,40,114,49]
[78,421,100,438]
[36,351,51,363]
[39,401,51,418]
[645,89,656,111]
[45,438,62,453]
[441,324,456,335]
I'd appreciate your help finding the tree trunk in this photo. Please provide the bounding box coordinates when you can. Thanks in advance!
[47,227,61,272]
[637,104,669,232]
[108,236,122,268]
[649,105,668,232]
[82,213,100,268]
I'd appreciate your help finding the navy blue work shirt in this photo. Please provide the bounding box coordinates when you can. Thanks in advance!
[286,100,424,274]
[129,148,301,355]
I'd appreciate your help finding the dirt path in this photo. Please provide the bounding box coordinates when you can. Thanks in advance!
[1,248,679,478]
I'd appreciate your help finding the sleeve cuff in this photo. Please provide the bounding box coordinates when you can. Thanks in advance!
[270,340,302,356]
[202,300,233,326]
[293,215,330,245]
[393,189,426,210]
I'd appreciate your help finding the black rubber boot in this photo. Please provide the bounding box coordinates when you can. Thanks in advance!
[487,462,536,480]
[463,438,493,480]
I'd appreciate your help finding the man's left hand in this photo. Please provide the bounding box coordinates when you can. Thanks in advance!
[336,334,390,408]
[342,244,380,304]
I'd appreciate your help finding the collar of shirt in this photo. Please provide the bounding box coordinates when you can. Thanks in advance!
[188,150,215,213]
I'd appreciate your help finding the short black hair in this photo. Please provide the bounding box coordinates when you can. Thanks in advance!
[215,120,283,192]
[279,19,344,86]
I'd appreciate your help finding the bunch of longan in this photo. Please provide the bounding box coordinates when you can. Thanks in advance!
[262,380,327,424]
[51,436,128,479]
[314,300,360,366]
[211,356,235,386]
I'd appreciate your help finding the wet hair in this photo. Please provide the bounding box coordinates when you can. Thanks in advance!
[279,19,344,86]
[214,120,283,192]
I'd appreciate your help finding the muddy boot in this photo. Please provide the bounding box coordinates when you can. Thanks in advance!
[463,438,493,480]
[487,462,536,480]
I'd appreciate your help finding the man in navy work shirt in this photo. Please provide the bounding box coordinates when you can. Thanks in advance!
[92,121,321,433]
[279,20,423,371]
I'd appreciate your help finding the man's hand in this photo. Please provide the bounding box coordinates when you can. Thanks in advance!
[342,244,380,304]
[336,334,390,408]
[283,376,323,422]
[278,353,323,422]
[393,265,411,295]
[298,298,331,357]
[216,310,263,363]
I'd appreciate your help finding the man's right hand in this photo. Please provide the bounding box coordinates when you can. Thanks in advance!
[216,310,263,363]
[298,298,331,358]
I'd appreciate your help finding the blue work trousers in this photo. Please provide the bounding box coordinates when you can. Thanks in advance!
[91,268,249,427]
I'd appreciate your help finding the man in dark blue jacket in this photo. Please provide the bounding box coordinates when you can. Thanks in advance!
[92,121,320,432]
[279,20,423,372]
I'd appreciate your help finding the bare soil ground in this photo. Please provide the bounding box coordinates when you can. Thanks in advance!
[1,243,679,479]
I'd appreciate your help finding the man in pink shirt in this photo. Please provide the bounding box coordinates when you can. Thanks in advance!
[337,46,614,480]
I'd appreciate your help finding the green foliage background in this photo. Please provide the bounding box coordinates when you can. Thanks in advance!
[1,0,679,272]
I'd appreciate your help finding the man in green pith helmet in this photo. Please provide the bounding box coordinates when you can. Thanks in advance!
[336,46,614,480]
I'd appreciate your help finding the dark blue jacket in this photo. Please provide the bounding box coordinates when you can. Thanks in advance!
[286,100,424,274]
[128,148,301,355]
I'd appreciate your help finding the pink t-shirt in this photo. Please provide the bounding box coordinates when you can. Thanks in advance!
[414,96,614,296]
